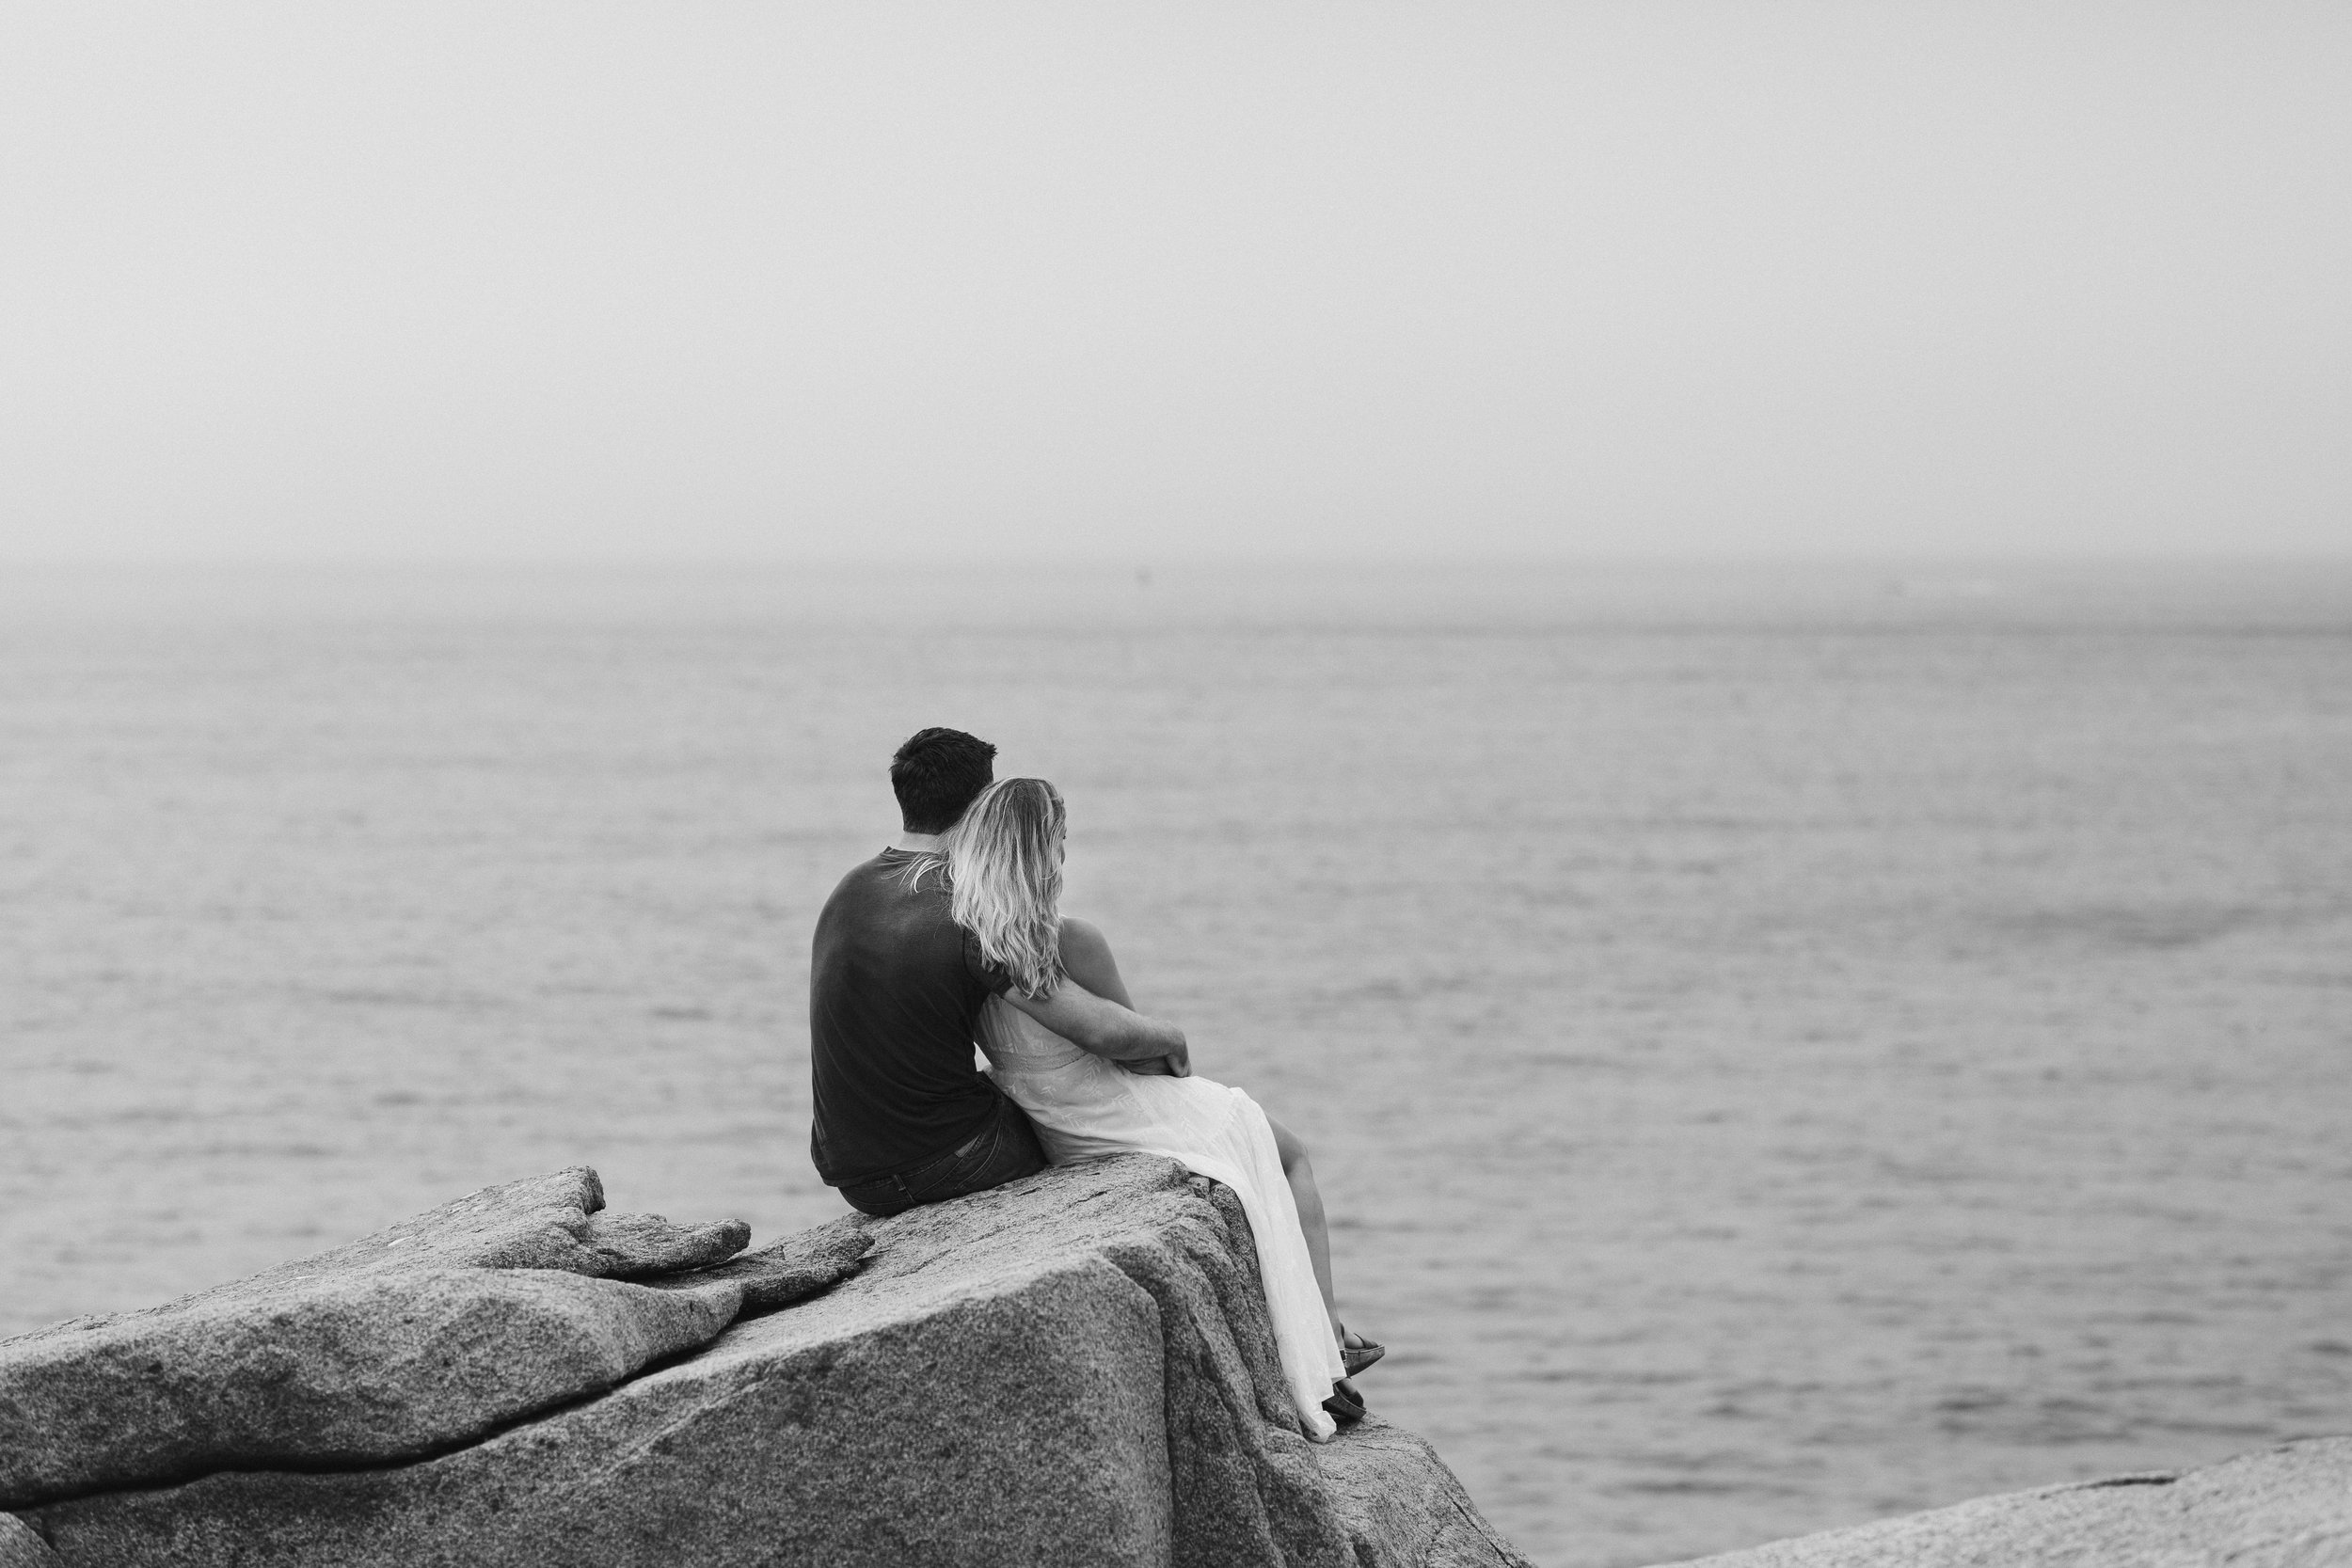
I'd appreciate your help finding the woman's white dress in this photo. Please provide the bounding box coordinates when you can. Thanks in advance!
[977,997,1347,1441]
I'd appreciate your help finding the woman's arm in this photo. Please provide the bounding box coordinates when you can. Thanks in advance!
[1056,916,1187,1076]
[1058,916,1135,1008]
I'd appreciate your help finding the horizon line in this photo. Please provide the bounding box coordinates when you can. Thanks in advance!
[10,547,2352,574]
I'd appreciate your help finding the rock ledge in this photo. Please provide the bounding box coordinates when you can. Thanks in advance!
[3,1157,1531,1568]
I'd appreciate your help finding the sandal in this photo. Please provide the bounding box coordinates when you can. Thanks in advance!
[1322,1377,1368,1425]
[1339,1326,1385,1379]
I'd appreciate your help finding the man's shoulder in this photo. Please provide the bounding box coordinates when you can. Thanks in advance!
[820,848,919,901]
[812,850,993,1006]
[815,850,951,941]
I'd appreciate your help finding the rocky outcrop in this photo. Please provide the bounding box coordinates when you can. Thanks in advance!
[3,1157,1529,1568]
[1660,1438,2352,1568]
[12,1157,2341,1568]
[0,1168,868,1515]
[0,1267,742,1507]
[8,1168,748,1351]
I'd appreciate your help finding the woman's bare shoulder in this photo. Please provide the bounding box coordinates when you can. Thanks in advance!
[1057,916,1134,1006]
[1058,914,1115,960]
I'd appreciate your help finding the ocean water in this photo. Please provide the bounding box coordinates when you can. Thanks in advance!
[3,559,2348,1567]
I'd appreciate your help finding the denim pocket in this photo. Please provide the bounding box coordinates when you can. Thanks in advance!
[898,1128,992,1201]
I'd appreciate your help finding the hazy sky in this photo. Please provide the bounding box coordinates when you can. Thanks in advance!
[4,4,2346,562]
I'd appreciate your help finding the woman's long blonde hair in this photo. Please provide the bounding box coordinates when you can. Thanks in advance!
[946,777,1067,998]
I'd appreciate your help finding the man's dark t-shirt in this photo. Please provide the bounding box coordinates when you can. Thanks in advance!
[808,849,1011,1187]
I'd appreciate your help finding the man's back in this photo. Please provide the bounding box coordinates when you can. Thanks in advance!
[808,849,1008,1187]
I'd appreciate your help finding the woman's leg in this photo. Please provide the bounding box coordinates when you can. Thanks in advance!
[1265,1114,1343,1341]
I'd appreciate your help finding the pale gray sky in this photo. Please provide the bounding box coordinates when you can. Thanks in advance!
[3,3,2345,563]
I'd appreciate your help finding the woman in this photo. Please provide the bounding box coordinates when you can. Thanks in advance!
[929,776,1378,1441]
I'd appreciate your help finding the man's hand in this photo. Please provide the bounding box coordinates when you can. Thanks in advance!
[1118,1046,1193,1079]
[1000,978,1186,1065]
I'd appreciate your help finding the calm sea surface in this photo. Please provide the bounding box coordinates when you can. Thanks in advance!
[4,561,2349,1566]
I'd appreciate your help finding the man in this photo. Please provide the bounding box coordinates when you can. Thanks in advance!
[809,727,1187,1217]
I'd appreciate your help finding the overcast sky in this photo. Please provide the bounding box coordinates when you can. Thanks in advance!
[3,3,2345,563]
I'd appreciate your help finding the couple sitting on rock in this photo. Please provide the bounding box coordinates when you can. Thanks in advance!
[807,727,1380,1438]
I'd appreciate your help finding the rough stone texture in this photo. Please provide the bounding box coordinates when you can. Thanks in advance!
[0,1168,858,1513]
[0,1269,743,1510]
[644,1216,873,1310]
[1316,1418,1542,1568]
[22,1157,1533,1568]
[0,1515,55,1567]
[580,1212,755,1280]
[4,1168,748,1357]
[1660,1436,2352,1568]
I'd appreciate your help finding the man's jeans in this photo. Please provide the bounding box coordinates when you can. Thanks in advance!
[836,1090,1048,1218]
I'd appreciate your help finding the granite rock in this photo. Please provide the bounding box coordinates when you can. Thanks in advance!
[580,1212,755,1280]
[21,1157,1532,1568]
[0,1167,845,1513]
[644,1216,873,1309]
[0,1514,54,1567]
[5,1167,751,1360]
[1659,1437,2352,1568]
[0,1269,742,1510]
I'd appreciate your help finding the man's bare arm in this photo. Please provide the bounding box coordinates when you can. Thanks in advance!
[999,974,1187,1069]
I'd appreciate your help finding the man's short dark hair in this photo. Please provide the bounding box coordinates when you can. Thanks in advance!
[890,728,997,833]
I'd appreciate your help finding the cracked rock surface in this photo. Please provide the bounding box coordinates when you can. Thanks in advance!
[10,1157,1526,1568]
[11,1158,2341,1567]
[0,1168,865,1513]
[644,1217,874,1310]
[0,1269,744,1509]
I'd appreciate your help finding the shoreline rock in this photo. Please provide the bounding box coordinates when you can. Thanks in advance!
[1657,1436,2352,1568]
[8,1158,2344,1565]
[0,1166,865,1519]
[0,1267,744,1509]
[5,1168,729,1356]
[4,1158,1525,1567]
